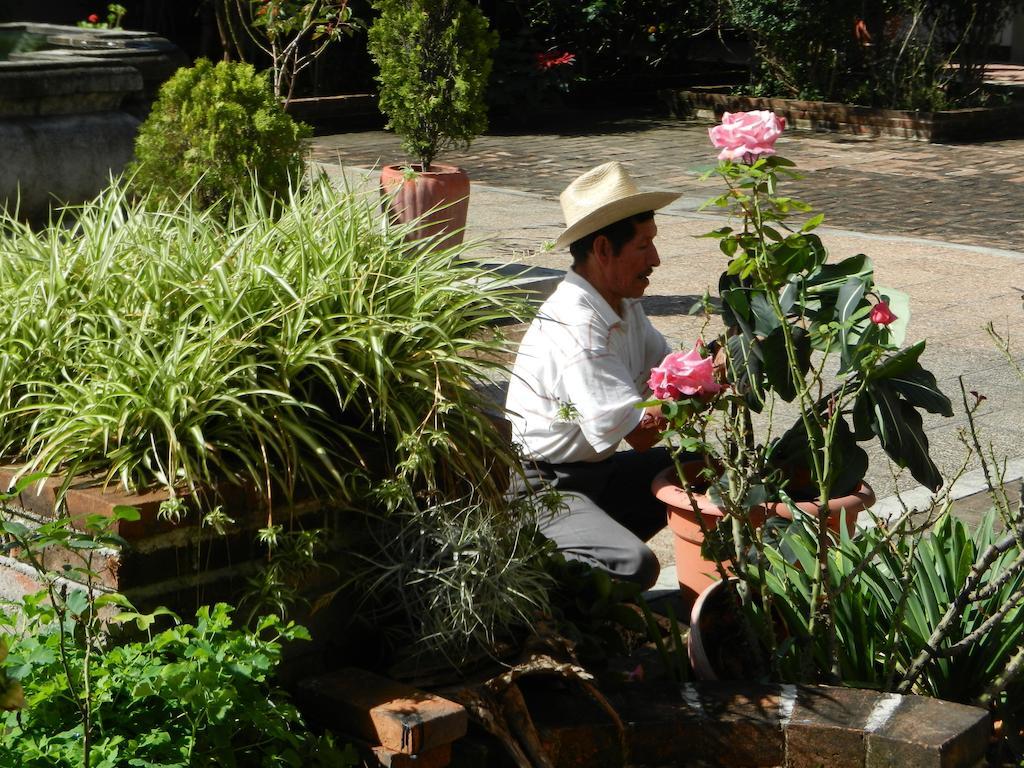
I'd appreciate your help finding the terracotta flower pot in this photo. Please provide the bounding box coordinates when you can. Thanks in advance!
[651,461,875,614]
[379,163,470,252]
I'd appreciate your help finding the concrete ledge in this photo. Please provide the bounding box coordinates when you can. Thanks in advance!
[530,681,989,768]
[662,88,1024,143]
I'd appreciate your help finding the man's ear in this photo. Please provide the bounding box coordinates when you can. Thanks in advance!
[592,234,614,263]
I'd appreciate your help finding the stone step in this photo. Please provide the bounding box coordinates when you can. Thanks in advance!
[526,680,989,768]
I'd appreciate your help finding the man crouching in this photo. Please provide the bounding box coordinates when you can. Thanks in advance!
[505,162,682,590]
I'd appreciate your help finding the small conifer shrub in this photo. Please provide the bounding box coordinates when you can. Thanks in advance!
[130,59,310,211]
[367,0,497,170]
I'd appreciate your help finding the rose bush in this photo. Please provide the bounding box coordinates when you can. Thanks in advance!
[647,109,955,693]
[648,343,722,401]
[708,110,787,162]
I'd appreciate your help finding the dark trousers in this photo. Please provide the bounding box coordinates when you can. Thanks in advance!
[511,447,674,590]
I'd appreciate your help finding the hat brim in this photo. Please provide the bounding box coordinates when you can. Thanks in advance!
[553,190,681,250]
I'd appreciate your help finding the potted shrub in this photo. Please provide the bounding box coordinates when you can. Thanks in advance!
[645,111,953,618]
[366,0,498,250]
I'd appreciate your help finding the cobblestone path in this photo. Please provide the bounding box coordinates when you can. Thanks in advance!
[312,117,1024,254]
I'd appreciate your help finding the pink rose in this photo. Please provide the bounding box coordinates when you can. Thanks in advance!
[648,343,722,401]
[708,110,786,162]
[870,301,897,325]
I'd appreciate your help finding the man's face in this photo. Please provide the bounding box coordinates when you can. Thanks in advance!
[605,218,660,303]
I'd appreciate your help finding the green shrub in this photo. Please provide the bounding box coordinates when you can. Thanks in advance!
[367,0,497,169]
[129,58,310,211]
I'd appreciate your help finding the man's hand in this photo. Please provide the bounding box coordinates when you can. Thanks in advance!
[624,405,667,452]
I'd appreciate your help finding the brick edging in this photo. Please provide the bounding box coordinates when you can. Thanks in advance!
[534,680,990,767]
[661,88,1024,142]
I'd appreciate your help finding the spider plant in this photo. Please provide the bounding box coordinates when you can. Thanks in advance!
[0,177,553,659]
[0,178,521,508]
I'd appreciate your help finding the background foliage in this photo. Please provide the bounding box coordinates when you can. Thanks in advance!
[727,0,1024,108]
[481,0,722,118]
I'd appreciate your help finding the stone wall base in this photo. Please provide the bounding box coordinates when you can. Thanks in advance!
[662,88,1024,143]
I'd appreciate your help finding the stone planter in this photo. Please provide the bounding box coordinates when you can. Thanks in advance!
[661,87,1024,142]
[0,22,186,222]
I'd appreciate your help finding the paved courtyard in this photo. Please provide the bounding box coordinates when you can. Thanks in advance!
[312,117,1024,255]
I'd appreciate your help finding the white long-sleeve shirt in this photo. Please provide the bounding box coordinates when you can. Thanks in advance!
[505,269,670,463]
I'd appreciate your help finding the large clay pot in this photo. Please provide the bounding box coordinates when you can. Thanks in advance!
[651,462,875,614]
[379,163,470,252]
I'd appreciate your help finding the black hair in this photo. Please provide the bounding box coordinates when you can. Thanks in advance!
[568,210,655,267]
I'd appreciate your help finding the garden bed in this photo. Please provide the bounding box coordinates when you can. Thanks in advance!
[662,87,1024,142]
[0,464,333,609]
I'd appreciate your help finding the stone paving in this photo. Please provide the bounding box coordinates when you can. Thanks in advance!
[311,117,1024,254]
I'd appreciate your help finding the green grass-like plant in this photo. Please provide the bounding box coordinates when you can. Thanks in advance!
[129,58,310,212]
[0,176,551,661]
[0,179,517,503]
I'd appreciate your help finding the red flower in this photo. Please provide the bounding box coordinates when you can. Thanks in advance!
[87,13,100,23]
[535,51,575,71]
[870,301,898,326]
[853,18,872,46]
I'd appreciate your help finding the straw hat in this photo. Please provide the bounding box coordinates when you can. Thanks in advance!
[553,162,680,249]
